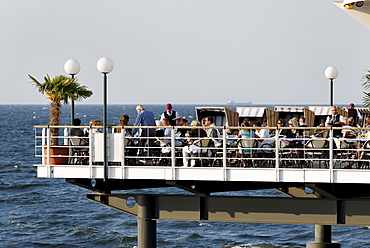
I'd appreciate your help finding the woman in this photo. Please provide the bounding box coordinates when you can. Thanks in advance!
[285,118,302,167]
[84,119,102,134]
[286,119,299,138]
[182,119,207,167]
[231,119,255,166]
[114,114,132,136]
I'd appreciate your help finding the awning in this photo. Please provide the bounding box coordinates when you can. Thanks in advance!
[236,107,278,127]
[236,107,265,117]
[308,106,331,116]
[275,106,315,127]
[309,106,348,117]
[195,107,239,127]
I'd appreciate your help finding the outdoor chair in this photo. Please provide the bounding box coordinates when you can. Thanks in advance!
[356,140,370,169]
[304,138,329,168]
[334,138,355,168]
[69,136,89,165]
[256,140,275,168]
[192,138,213,167]
[234,138,257,167]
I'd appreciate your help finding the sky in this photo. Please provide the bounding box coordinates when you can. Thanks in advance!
[2,0,370,106]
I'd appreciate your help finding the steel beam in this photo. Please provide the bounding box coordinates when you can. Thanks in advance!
[86,193,370,226]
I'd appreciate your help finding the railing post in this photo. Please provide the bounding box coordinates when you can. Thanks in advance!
[329,128,334,182]
[46,127,50,177]
[171,127,176,169]
[122,129,126,179]
[42,128,46,146]
[275,129,280,182]
[89,128,93,178]
[63,128,68,145]
[223,127,227,169]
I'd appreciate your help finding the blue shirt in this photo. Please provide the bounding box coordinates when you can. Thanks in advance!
[132,110,156,135]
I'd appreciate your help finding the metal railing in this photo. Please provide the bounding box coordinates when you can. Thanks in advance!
[34,125,370,170]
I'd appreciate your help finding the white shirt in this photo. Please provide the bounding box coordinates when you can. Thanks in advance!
[255,128,271,147]
[325,114,345,126]
[164,127,172,137]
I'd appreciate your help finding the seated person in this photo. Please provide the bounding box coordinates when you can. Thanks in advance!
[342,117,357,138]
[315,119,326,133]
[276,119,288,137]
[253,121,272,150]
[286,119,299,138]
[182,120,207,167]
[114,114,133,136]
[84,119,102,134]
[69,118,88,164]
[162,118,172,137]
[298,117,308,137]
[176,118,191,137]
[159,118,182,147]
[113,114,137,157]
[70,118,85,137]
[231,119,255,165]
[363,116,370,139]
[202,116,221,147]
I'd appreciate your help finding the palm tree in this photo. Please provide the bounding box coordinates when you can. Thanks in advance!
[362,69,370,107]
[29,74,93,145]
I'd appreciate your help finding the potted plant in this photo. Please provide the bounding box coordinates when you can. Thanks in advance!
[29,74,93,164]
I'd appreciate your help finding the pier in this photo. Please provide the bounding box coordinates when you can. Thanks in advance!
[33,125,370,247]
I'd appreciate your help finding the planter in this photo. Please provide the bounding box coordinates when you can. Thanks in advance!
[42,146,69,165]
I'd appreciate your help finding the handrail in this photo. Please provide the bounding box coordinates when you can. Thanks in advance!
[34,125,370,175]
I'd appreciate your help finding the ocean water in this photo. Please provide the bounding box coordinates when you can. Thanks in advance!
[0,104,369,248]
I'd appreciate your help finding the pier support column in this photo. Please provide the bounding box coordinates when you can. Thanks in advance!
[307,193,340,248]
[306,225,340,248]
[137,195,156,248]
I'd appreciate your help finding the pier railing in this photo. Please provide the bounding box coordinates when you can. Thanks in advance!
[34,125,370,181]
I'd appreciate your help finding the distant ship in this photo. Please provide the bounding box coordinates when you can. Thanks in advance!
[227,99,252,105]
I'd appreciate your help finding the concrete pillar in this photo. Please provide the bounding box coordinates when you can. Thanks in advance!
[306,225,340,248]
[307,193,340,248]
[315,225,332,243]
[137,195,156,248]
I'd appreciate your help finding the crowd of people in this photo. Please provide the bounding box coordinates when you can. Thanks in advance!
[66,102,370,168]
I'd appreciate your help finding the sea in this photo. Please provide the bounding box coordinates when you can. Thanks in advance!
[0,104,369,248]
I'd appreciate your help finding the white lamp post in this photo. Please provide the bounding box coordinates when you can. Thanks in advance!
[64,59,81,124]
[325,66,338,106]
[97,57,114,182]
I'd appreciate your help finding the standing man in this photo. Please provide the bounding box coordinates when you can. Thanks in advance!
[132,105,156,156]
[326,106,345,137]
[348,102,362,126]
[160,103,180,126]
